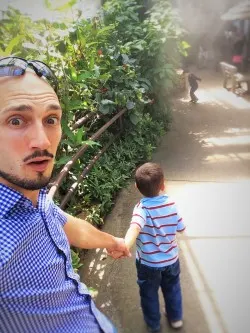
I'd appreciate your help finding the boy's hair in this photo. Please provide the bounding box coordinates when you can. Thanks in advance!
[135,163,164,197]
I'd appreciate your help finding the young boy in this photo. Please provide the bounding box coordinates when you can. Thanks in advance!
[188,72,201,103]
[124,163,186,332]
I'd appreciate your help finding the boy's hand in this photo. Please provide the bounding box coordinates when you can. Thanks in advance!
[106,237,131,259]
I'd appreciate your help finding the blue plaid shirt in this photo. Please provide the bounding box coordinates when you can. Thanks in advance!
[0,184,115,333]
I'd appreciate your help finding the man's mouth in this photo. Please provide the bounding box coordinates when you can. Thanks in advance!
[26,159,51,172]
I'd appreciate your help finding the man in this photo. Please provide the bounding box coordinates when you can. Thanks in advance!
[0,57,130,333]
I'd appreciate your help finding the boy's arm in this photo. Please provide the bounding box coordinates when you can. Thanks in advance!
[194,75,202,81]
[177,216,186,233]
[192,74,201,81]
[125,224,141,249]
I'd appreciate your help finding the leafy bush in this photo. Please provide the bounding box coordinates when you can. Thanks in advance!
[0,0,185,269]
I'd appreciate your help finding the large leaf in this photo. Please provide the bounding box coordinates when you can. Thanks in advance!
[101,99,115,106]
[126,101,135,110]
[78,71,93,81]
[99,104,112,115]
[56,155,72,166]
[68,100,84,111]
[55,0,77,12]
[129,113,140,125]
[4,35,23,55]
[44,0,77,12]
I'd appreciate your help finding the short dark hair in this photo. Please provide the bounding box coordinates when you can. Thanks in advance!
[135,163,164,197]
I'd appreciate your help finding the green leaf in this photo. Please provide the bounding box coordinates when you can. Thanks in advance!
[5,35,23,55]
[75,128,84,145]
[122,54,129,64]
[70,68,77,81]
[44,0,53,10]
[99,104,112,114]
[55,0,77,12]
[126,101,135,110]
[63,125,75,141]
[56,155,71,166]
[68,100,84,111]
[181,41,190,49]
[78,71,93,81]
[129,113,140,125]
[101,99,115,105]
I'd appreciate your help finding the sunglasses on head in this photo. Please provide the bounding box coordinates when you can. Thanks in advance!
[0,56,58,92]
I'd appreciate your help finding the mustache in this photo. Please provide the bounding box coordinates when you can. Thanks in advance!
[23,150,54,163]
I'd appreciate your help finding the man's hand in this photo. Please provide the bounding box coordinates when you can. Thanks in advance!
[106,237,131,259]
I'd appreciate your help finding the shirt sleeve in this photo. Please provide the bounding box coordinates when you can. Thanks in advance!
[52,202,68,227]
[130,203,147,229]
[176,208,186,232]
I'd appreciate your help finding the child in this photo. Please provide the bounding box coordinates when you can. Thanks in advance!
[124,163,186,332]
[188,72,201,103]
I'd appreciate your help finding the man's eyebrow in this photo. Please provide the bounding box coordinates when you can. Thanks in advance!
[45,104,62,112]
[2,103,62,114]
[2,104,33,113]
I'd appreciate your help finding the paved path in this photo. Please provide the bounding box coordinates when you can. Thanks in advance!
[80,71,250,333]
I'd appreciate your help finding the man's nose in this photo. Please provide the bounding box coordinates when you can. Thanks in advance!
[28,123,51,151]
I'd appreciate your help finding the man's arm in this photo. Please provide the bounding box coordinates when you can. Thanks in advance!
[63,213,131,257]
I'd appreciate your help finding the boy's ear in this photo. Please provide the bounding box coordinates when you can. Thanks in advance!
[160,180,165,192]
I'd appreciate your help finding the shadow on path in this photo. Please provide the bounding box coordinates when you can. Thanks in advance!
[80,70,250,333]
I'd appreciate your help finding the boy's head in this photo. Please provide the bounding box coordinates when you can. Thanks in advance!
[135,163,165,197]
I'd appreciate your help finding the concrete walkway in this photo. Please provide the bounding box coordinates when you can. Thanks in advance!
[80,70,250,333]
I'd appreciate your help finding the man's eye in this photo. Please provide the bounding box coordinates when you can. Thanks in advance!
[9,118,24,126]
[46,117,59,125]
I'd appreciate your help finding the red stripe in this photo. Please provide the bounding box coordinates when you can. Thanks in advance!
[142,202,175,210]
[178,217,183,223]
[140,232,176,238]
[137,239,176,247]
[177,227,186,232]
[131,222,142,229]
[144,223,177,229]
[133,214,146,222]
[146,213,177,220]
[140,255,178,265]
[137,245,177,255]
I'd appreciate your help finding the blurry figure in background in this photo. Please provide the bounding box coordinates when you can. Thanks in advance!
[187,71,202,103]
[232,36,245,72]
[213,33,227,72]
[197,33,210,69]
[231,26,245,72]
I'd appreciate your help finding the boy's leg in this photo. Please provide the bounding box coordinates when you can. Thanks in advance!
[190,86,198,101]
[136,260,161,331]
[160,259,183,322]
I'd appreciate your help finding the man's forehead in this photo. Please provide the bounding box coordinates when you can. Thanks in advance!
[0,72,59,107]
[0,71,56,94]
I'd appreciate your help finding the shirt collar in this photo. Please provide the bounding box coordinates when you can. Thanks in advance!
[0,183,47,218]
[141,194,168,205]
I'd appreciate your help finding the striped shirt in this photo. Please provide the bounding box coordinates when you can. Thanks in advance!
[0,184,114,333]
[131,195,185,268]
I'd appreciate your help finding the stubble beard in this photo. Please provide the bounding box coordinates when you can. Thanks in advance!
[0,169,51,191]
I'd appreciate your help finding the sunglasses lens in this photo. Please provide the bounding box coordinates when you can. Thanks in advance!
[0,58,26,77]
[0,57,58,92]
[30,61,58,90]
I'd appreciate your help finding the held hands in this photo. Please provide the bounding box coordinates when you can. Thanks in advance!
[106,237,131,259]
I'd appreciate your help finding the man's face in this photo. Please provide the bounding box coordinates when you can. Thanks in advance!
[0,72,62,192]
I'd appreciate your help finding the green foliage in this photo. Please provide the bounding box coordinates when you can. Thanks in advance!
[0,0,185,270]
[67,112,166,222]
[70,248,83,272]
